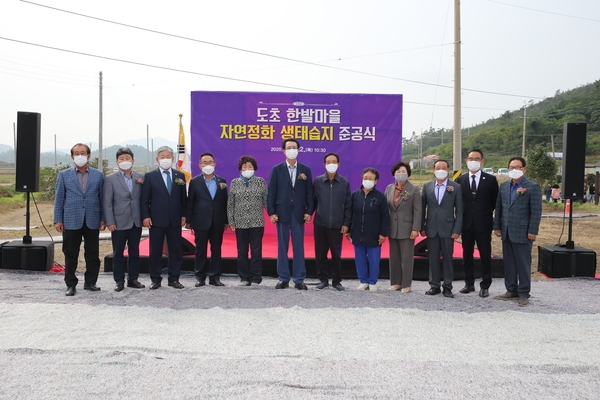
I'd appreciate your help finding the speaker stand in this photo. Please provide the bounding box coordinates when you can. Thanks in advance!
[23,192,32,244]
[566,199,574,249]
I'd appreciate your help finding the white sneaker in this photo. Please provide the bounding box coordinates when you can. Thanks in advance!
[369,284,378,292]
[357,283,369,291]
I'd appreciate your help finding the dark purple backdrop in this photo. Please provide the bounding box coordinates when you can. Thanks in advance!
[190,91,402,190]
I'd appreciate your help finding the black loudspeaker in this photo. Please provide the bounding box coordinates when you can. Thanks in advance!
[562,122,586,199]
[538,245,596,278]
[15,112,41,192]
[1,241,55,271]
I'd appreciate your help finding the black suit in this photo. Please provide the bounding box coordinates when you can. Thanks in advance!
[187,174,228,281]
[140,168,187,283]
[456,170,498,289]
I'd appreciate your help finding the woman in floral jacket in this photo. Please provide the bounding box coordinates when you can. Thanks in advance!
[384,161,422,292]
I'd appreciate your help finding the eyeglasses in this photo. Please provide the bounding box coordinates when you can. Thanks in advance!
[508,165,524,170]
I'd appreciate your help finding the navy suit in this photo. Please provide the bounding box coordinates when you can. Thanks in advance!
[140,167,187,283]
[54,166,104,288]
[456,171,498,289]
[493,177,542,298]
[267,161,314,284]
[187,174,228,282]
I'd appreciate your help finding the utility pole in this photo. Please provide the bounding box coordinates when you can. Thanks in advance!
[551,134,555,158]
[54,134,57,166]
[521,103,527,157]
[146,124,150,171]
[99,71,103,174]
[452,0,462,171]
[419,130,423,177]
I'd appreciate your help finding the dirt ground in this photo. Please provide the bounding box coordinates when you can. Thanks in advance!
[0,201,598,277]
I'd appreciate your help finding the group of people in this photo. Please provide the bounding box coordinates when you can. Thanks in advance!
[53,142,542,306]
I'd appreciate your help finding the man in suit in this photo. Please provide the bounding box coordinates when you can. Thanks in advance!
[493,156,542,307]
[420,159,463,298]
[141,146,187,290]
[186,152,228,287]
[103,147,145,292]
[267,139,315,290]
[54,143,105,296]
[456,149,498,298]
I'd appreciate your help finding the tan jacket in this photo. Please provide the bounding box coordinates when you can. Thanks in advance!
[385,181,422,239]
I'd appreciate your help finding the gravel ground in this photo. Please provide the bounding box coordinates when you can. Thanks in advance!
[0,270,599,400]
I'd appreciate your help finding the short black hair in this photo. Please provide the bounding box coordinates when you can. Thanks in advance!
[199,152,215,162]
[433,159,450,169]
[116,147,134,160]
[508,156,526,168]
[362,167,379,180]
[323,152,340,163]
[238,155,258,171]
[70,143,91,156]
[467,149,484,159]
[391,161,411,177]
[282,139,300,150]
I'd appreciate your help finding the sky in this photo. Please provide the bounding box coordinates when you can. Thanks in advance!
[1,0,599,153]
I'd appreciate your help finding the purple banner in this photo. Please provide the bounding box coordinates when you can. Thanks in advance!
[190,91,402,190]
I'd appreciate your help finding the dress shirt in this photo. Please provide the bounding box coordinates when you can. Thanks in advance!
[120,171,133,192]
[204,175,217,199]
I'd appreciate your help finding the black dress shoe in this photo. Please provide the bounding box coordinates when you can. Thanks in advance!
[316,281,329,290]
[479,288,490,298]
[332,283,345,291]
[114,282,125,292]
[83,283,101,291]
[209,278,225,287]
[65,286,76,296]
[442,288,454,298]
[459,285,475,294]
[294,282,308,290]
[275,281,289,289]
[195,280,205,287]
[127,280,145,289]
[149,282,161,290]
[425,287,441,295]
[168,281,184,289]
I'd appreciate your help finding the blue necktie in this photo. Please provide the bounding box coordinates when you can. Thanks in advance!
[164,170,172,194]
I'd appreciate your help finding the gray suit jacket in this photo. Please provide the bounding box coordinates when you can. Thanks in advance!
[493,177,542,243]
[385,181,422,239]
[421,179,463,238]
[103,170,144,230]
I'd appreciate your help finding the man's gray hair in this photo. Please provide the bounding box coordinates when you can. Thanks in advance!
[156,146,174,157]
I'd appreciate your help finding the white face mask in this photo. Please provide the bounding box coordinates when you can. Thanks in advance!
[158,158,172,170]
[467,161,481,172]
[508,169,524,180]
[241,169,254,179]
[362,180,375,190]
[395,173,408,183]
[73,155,88,167]
[118,161,132,171]
[202,165,215,175]
[285,149,298,160]
[325,163,338,174]
[434,170,449,180]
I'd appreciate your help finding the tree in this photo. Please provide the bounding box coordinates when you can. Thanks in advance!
[526,145,558,185]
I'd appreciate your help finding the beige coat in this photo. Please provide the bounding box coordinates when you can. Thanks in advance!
[385,181,422,239]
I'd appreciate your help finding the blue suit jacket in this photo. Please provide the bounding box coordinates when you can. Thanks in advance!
[140,168,187,228]
[187,174,228,231]
[54,166,104,230]
[493,177,542,243]
[267,161,314,223]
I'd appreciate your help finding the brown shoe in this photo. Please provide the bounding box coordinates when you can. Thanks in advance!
[389,285,401,291]
[495,292,519,300]
[518,298,529,307]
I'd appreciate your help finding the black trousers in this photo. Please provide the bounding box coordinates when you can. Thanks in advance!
[194,221,225,281]
[111,226,142,284]
[461,225,493,289]
[148,225,182,283]
[235,227,264,284]
[63,224,100,288]
[314,225,343,284]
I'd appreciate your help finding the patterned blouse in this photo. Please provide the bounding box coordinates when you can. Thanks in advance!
[227,176,268,229]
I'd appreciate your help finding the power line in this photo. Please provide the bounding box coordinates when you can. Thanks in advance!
[18,0,545,100]
[487,0,600,23]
